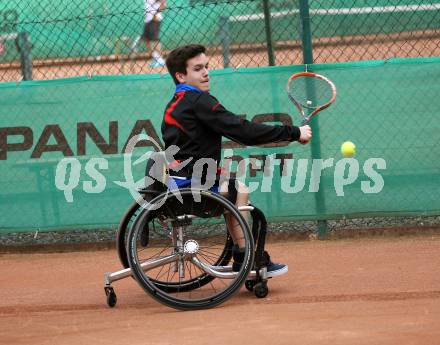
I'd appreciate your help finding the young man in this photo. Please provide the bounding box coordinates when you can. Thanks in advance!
[162,44,312,276]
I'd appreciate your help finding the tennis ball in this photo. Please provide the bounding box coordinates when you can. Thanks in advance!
[341,141,356,157]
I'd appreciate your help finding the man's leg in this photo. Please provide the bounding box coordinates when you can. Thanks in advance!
[220,180,249,271]
[149,20,165,67]
[220,180,248,247]
[220,180,287,277]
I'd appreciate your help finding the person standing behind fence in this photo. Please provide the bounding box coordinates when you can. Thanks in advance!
[142,0,166,68]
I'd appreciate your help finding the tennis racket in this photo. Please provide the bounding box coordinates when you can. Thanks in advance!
[286,71,337,125]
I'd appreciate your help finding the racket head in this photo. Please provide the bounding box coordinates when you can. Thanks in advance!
[286,72,337,124]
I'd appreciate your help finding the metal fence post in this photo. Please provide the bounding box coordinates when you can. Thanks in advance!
[16,31,33,81]
[219,16,231,68]
[262,0,275,66]
[299,0,328,239]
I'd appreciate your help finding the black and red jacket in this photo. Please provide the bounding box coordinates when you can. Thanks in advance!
[161,88,301,177]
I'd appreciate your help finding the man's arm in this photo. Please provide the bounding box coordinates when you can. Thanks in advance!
[195,93,311,146]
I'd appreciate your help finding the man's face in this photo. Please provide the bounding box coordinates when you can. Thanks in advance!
[176,53,210,92]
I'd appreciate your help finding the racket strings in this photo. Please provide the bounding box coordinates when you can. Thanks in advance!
[289,76,334,108]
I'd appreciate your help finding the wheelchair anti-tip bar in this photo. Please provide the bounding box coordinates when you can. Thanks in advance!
[104,253,178,286]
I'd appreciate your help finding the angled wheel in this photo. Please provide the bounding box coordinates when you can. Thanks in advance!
[127,188,254,310]
[117,197,234,292]
[116,199,143,269]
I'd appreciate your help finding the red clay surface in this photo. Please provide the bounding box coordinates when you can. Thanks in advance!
[2,31,439,82]
[1,235,440,345]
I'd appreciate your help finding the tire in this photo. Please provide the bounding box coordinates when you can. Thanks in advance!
[116,199,142,269]
[244,279,255,292]
[127,188,254,310]
[117,197,234,292]
[254,281,269,298]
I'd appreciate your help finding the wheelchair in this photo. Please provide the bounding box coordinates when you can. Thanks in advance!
[104,153,286,310]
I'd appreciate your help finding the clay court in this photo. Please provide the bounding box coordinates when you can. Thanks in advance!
[1,31,439,81]
[1,234,439,344]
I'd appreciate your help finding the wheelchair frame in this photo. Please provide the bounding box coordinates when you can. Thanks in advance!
[104,187,284,310]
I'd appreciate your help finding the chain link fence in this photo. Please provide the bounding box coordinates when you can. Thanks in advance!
[1,0,440,236]
[1,0,440,82]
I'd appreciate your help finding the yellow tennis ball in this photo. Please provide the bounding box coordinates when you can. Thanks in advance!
[341,141,356,157]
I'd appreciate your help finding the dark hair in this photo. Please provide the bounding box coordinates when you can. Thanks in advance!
[166,44,206,85]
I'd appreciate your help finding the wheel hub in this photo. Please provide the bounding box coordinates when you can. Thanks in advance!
[183,239,199,254]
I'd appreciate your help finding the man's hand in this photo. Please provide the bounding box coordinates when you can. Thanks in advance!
[299,125,312,144]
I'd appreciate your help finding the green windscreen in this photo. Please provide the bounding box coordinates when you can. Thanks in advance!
[0,58,439,232]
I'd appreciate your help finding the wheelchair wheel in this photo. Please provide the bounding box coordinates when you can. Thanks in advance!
[117,198,234,292]
[116,199,142,269]
[127,188,254,310]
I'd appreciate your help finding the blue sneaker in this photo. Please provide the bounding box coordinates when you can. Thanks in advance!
[232,248,288,277]
[149,60,165,68]
[262,251,288,277]
[266,261,288,277]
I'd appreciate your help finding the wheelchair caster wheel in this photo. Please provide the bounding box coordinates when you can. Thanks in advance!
[254,282,269,298]
[105,286,117,307]
[245,280,255,292]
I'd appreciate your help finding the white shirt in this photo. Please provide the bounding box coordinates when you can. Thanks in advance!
[144,0,163,23]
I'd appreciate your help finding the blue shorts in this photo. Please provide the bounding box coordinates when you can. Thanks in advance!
[167,176,237,203]
[167,176,220,193]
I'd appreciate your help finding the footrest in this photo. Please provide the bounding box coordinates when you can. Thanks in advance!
[248,264,288,279]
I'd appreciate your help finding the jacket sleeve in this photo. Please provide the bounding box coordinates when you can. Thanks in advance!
[194,93,301,146]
